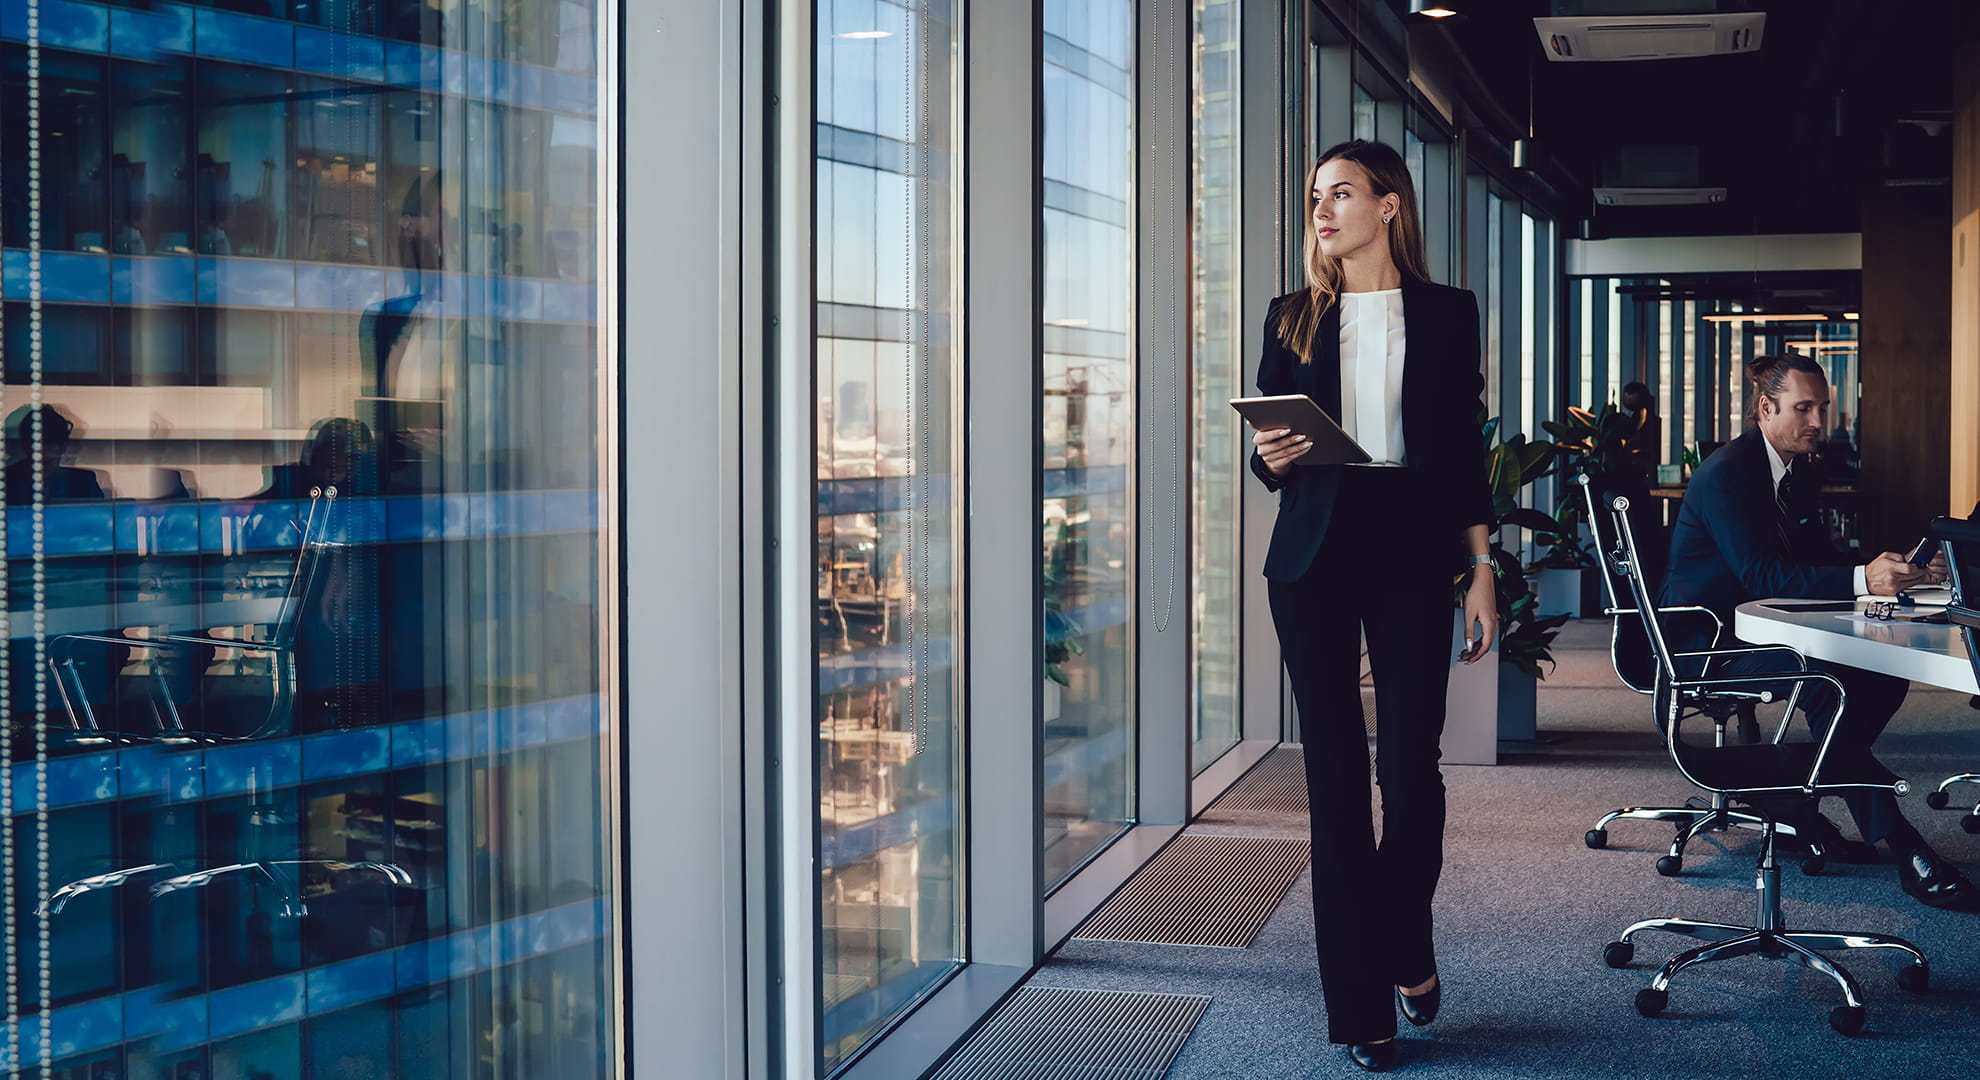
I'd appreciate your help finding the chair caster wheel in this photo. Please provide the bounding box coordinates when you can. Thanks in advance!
[1962,815,1980,836]
[1829,1005,1866,1036]
[1801,855,1826,876]
[1602,941,1634,969]
[1585,828,1609,850]
[1634,988,1668,1018]
[1655,855,1683,877]
[1898,964,1930,994]
[1927,790,1951,810]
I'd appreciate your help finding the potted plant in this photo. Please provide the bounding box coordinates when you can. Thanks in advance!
[1447,413,1573,750]
[1042,518,1084,729]
[1528,504,1599,619]
[1544,403,1650,616]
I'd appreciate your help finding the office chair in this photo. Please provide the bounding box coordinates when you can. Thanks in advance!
[1596,495,1928,1036]
[1573,473,1803,875]
[1922,515,1980,833]
[47,486,341,743]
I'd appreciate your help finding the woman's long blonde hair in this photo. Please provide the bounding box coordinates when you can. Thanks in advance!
[1277,139,1431,363]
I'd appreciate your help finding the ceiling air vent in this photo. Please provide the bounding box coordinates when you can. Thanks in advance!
[1535,13,1765,62]
[1593,187,1728,207]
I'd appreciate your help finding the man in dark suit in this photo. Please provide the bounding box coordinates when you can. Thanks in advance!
[1661,353,1972,909]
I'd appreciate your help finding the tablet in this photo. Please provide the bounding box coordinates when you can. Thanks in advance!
[1229,394,1371,467]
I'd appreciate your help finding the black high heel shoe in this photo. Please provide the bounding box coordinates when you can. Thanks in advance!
[1396,977,1440,1027]
[1346,1041,1396,1072]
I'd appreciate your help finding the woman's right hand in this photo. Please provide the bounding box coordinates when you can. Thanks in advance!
[1252,426,1310,476]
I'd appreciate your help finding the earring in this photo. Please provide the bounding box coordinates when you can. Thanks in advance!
[1382,215,1393,225]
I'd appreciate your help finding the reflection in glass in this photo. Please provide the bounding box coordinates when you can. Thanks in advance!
[0,0,611,1073]
[814,0,964,1069]
[1192,0,1243,771]
[1041,0,1135,890]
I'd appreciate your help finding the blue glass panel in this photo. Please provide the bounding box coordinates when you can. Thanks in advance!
[3,249,111,302]
[203,739,301,796]
[294,27,385,83]
[194,8,293,67]
[207,973,306,1039]
[37,0,109,52]
[305,952,396,1013]
[198,257,297,308]
[112,256,199,306]
[110,4,194,57]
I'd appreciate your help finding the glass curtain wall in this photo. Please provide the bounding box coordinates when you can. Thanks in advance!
[1040,0,1135,889]
[1567,279,1862,478]
[813,0,965,1069]
[0,0,614,1075]
[1190,0,1242,773]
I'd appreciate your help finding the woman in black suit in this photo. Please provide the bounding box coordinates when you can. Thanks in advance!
[1248,140,1496,1072]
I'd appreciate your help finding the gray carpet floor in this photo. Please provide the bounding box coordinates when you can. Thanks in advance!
[1029,620,1980,1079]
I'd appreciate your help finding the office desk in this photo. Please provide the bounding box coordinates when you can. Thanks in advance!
[1734,600,1980,694]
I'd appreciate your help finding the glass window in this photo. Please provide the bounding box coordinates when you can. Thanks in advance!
[1405,128,1424,220]
[1352,82,1375,143]
[814,0,965,1068]
[1657,288,1675,464]
[1578,278,1595,409]
[1520,211,1536,441]
[1041,0,1135,890]
[1485,192,1501,419]
[1,0,612,1074]
[1191,0,1242,773]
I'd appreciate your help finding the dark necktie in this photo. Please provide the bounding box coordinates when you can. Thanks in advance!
[1776,461,1826,561]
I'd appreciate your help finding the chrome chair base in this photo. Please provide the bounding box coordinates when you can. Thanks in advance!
[1586,794,1797,873]
[1605,835,1930,1035]
[1926,773,1980,834]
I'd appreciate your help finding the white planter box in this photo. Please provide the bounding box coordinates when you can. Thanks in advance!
[1442,610,1498,765]
[1497,666,1538,742]
[1534,568,1584,620]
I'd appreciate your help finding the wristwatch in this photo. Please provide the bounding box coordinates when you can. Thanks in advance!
[1468,553,1501,579]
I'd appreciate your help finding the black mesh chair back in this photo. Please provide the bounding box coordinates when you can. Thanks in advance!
[1603,493,1905,800]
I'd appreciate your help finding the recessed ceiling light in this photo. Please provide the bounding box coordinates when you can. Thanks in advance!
[1700,313,1830,324]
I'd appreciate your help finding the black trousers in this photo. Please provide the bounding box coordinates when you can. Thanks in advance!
[1704,646,1912,843]
[1268,467,1454,1045]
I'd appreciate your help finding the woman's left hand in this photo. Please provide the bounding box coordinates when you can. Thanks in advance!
[1460,567,1498,664]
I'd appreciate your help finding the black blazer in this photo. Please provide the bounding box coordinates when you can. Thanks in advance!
[1657,427,1858,627]
[1248,280,1494,583]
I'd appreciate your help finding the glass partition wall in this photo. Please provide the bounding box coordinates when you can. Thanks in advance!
[814,0,966,1069]
[1189,0,1242,773]
[0,0,615,1075]
[1040,0,1136,890]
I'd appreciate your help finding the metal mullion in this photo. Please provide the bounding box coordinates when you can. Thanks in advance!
[1237,0,1287,753]
[1135,0,1190,825]
[624,0,752,1076]
[772,0,819,1073]
[963,0,1042,970]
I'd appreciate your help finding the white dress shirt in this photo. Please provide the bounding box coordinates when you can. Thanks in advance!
[1337,289,1408,467]
[1766,443,1867,595]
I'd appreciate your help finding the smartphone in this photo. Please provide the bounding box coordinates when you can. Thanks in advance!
[1906,537,1938,566]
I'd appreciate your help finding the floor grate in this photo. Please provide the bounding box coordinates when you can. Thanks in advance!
[1202,747,1308,817]
[1072,833,1309,948]
[930,985,1210,1080]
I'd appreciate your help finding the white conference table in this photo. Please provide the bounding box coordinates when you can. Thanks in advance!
[1735,599,1980,695]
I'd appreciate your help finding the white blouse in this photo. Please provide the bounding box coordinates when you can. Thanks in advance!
[1337,288,1408,467]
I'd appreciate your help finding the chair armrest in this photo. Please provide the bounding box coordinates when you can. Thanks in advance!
[152,633,293,654]
[51,631,292,657]
[1673,669,1851,792]
[1672,644,1809,669]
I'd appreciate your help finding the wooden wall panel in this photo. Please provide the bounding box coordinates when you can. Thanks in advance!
[1953,41,1980,517]
[1860,184,1952,552]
